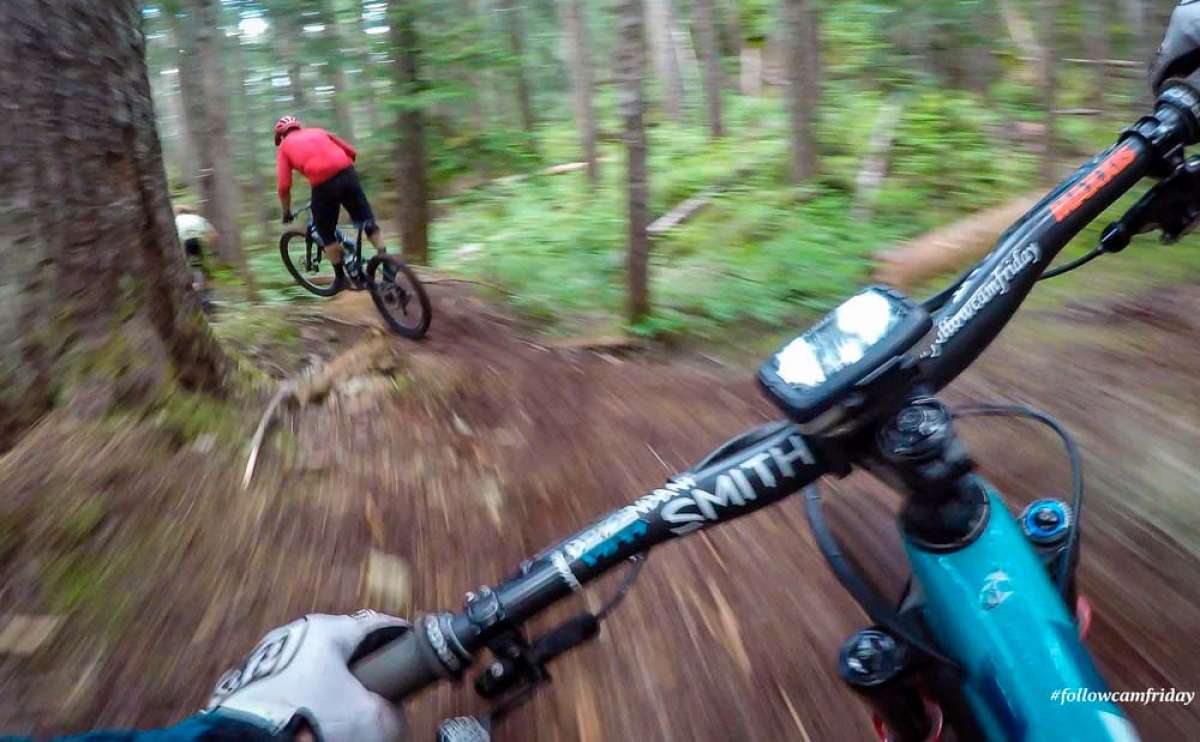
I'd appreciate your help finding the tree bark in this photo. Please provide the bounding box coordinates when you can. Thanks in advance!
[272,6,308,117]
[0,0,227,451]
[170,12,207,187]
[694,0,724,138]
[230,34,274,227]
[1039,0,1057,185]
[783,0,819,183]
[187,0,250,293]
[616,0,650,323]
[319,0,356,141]
[497,0,536,136]
[559,0,600,185]
[158,51,198,193]
[391,0,430,264]
[646,0,686,121]
[721,0,743,92]
[1084,0,1111,107]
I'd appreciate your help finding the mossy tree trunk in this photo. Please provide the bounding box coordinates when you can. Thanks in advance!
[0,0,228,452]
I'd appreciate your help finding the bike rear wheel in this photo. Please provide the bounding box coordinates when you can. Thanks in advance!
[366,255,432,339]
[280,230,344,297]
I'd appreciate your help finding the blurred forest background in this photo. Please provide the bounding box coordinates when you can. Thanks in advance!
[146,0,1182,338]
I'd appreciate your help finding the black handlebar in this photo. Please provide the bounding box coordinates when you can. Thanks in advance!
[350,86,1200,703]
[353,615,450,700]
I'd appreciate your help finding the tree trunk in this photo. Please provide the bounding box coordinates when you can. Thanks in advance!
[391,0,430,265]
[0,0,227,451]
[497,0,536,136]
[230,34,274,227]
[646,0,685,121]
[171,14,207,190]
[559,0,600,185]
[158,53,198,193]
[1084,0,1111,107]
[721,0,743,92]
[1040,0,1057,185]
[616,0,650,323]
[273,7,308,117]
[456,0,486,134]
[187,0,251,294]
[783,0,819,183]
[319,0,356,141]
[694,0,724,138]
[740,44,763,95]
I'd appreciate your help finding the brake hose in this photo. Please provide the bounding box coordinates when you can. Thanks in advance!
[951,404,1084,593]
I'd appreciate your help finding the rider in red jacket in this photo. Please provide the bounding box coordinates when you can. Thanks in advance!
[275,116,387,265]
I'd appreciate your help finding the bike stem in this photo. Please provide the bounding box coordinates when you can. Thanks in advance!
[865,396,988,550]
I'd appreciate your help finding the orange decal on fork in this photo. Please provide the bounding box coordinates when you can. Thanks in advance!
[1049,144,1138,222]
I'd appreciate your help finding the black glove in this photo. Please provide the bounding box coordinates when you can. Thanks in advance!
[1150,1,1200,95]
[282,209,294,224]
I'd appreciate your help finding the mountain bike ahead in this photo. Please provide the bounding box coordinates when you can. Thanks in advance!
[280,203,432,339]
[347,80,1200,741]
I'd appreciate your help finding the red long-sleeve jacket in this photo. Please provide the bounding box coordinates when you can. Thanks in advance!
[276,127,357,198]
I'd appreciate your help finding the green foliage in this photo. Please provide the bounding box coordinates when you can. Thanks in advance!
[148,0,1180,342]
[431,87,1041,338]
[873,88,1034,228]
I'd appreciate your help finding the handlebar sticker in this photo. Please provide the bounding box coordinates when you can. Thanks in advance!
[924,243,1041,358]
[576,519,649,568]
[556,434,816,575]
[551,550,584,591]
[1050,144,1137,222]
[661,435,815,535]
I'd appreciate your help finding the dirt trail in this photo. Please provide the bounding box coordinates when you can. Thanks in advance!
[305,282,1200,740]
[3,279,1200,740]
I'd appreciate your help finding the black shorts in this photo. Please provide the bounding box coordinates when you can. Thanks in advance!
[183,237,204,269]
[311,166,376,246]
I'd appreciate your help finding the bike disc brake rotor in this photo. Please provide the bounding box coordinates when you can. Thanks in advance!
[378,277,413,316]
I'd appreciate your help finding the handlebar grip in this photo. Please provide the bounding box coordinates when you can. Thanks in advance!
[351,625,443,701]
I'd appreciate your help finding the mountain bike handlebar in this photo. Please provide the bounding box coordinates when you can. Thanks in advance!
[350,83,1200,703]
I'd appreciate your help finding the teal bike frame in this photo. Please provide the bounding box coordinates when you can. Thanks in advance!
[906,484,1135,741]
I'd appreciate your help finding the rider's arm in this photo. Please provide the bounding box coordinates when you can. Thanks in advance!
[275,148,293,219]
[7,613,408,742]
[328,133,357,163]
[2,713,287,740]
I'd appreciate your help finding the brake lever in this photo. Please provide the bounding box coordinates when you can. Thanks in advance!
[1103,155,1200,249]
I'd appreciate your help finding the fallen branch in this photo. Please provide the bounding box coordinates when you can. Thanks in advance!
[1060,57,1141,68]
[874,190,1044,290]
[243,383,296,490]
[242,338,402,489]
[1054,108,1105,116]
[648,192,713,236]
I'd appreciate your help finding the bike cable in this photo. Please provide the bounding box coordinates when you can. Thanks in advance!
[950,404,1083,592]
[1039,247,1106,280]
[803,483,962,670]
[595,553,647,621]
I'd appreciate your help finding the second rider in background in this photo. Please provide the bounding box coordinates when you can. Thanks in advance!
[275,115,389,269]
